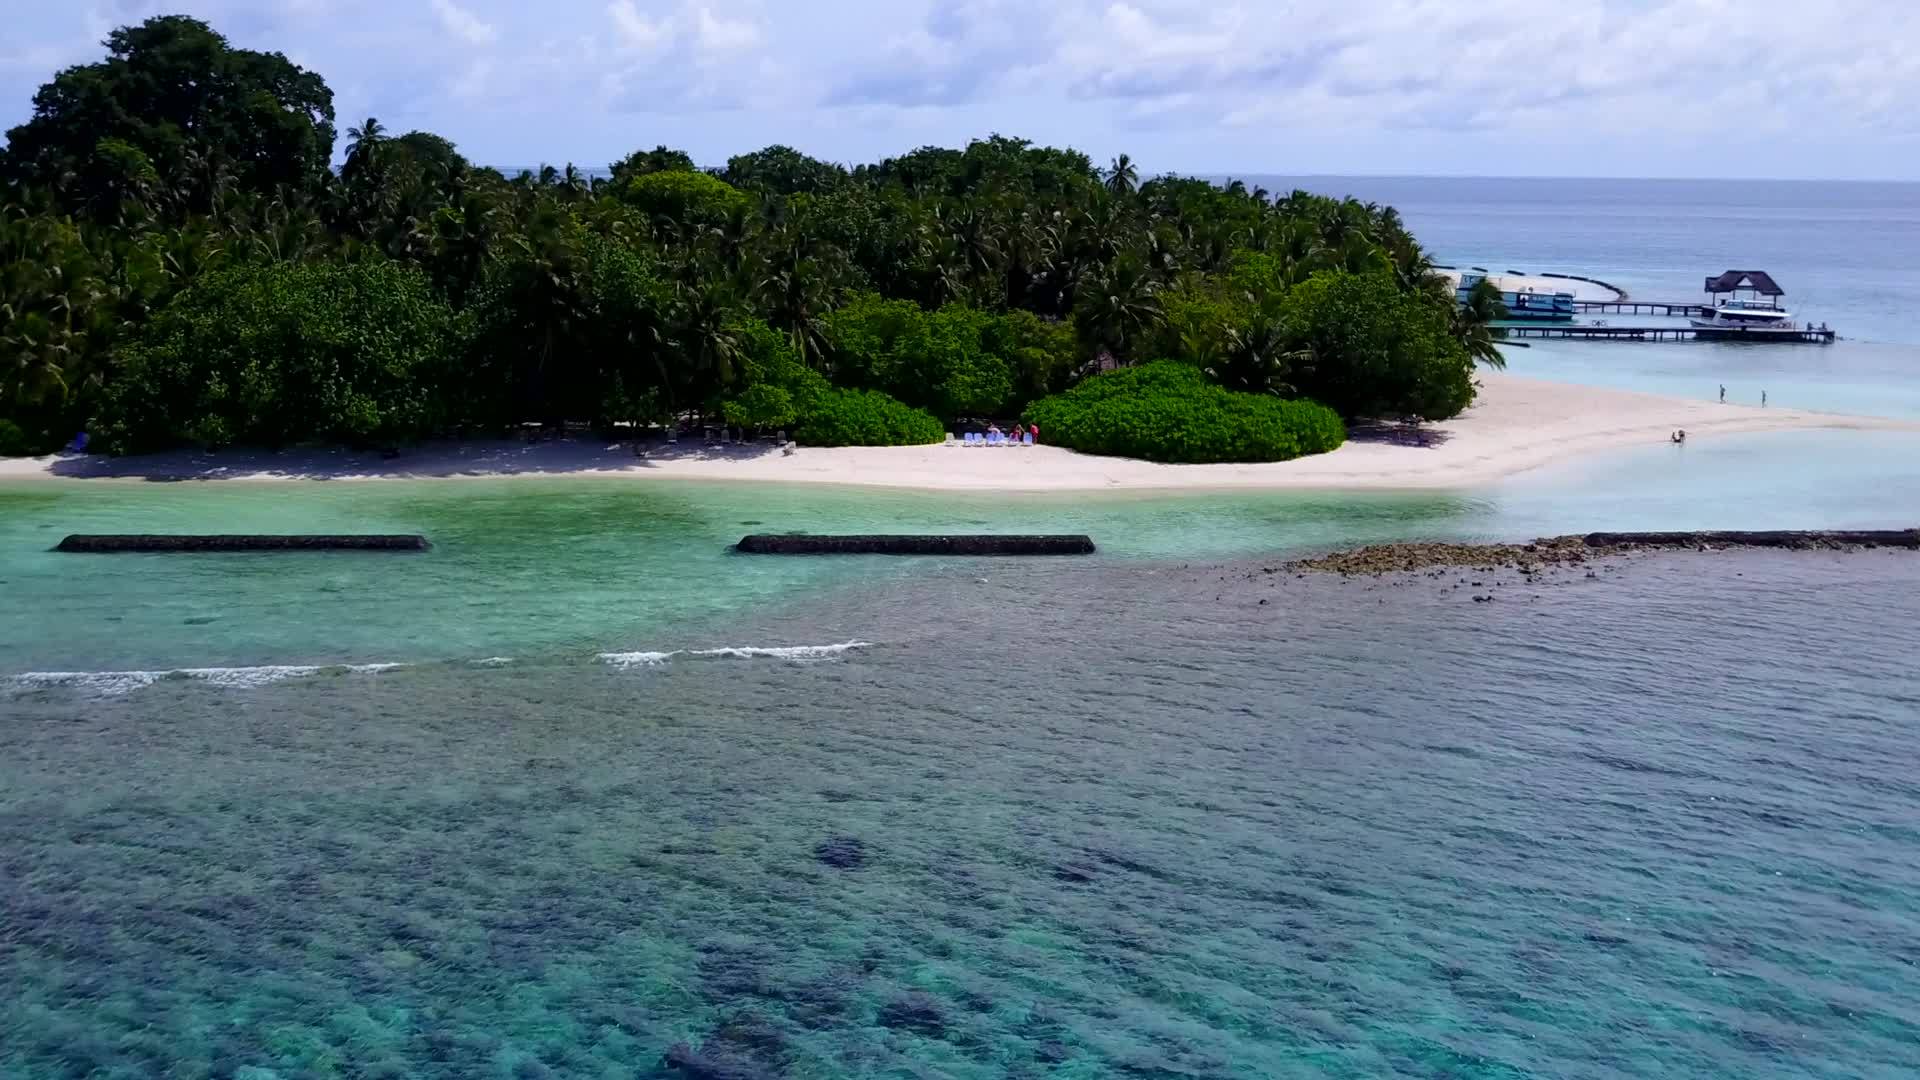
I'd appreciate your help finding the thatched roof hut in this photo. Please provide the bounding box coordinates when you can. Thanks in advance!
[1704,270,1784,297]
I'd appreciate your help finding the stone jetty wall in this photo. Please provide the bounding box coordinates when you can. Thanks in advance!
[56,534,432,552]
[737,534,1096,556]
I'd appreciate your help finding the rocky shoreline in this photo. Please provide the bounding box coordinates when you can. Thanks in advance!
[1286,529,1920,577]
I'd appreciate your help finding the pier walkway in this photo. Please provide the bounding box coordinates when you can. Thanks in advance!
[1503,325,1836,344]
[1572,300,1711,317]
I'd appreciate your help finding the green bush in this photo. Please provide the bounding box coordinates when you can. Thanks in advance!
[0,419,31,456]
[794,389,944,447]
[722,384,796,430]
[97,260,463,453]
[1023,361,1345,464]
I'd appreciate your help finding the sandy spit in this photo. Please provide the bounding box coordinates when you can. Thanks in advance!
[2,374,1912,492]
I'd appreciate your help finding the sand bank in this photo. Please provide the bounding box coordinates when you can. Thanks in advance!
[2,374,1912,492]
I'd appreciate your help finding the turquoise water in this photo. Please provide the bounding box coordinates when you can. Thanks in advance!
[7,429,1920,676]
[5,550,1920,1078]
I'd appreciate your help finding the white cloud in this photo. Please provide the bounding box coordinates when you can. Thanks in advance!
[693,6,762,52]
[608,0,670,50]
[428,0,497,45]
[7,0,1919,176]
[827,0,1920,149]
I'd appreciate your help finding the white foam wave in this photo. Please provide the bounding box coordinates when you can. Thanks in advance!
[472,657,515,667]
[597,651,679,668]
[687,641,872,661]
[186,665,323,689]
[11,662,406,697]
[12,670,166,696]
[596,641,872,668]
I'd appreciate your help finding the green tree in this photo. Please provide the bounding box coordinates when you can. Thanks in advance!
[985,309,1078,408]
[722,317,828,430]
[723,146,849,196]
[2,16,336,216]
[901,305,1013,420]
[608,145,696,186]
[1075,253,1162,363]
[821,292,922,388]
[622,171,751,239]
[1279,269,1477,420]
[98,260,462,452]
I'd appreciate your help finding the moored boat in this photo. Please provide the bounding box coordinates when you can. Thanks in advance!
[1692,270,1795,329]
[1456,272,1576,321]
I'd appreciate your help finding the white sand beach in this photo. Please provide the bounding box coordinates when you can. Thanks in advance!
[2,373,1911,492]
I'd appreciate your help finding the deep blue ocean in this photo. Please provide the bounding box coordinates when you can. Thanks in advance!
[4,179,1920,1079]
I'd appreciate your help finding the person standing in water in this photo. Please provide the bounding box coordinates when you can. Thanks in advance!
[1719,384,1726,403]
[1762,390,1768,407]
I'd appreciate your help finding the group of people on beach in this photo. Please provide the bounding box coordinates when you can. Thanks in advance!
[1718,384,1766,407]
[980,423,1039,444]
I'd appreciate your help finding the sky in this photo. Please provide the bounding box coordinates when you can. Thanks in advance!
[2,0,1917,180]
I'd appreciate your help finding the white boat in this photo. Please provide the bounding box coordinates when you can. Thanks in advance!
[1693,270,1796,330]
[1691,299,1794,329]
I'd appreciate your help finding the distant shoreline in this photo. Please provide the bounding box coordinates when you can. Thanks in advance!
[2,374,1913,492]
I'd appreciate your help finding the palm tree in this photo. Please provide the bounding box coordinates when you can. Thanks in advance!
[1103,154,1139,200]
[1211,312,1297,395]
[915,230,971,308]
[1075,254,1161,363]
[343,118,386,183]
[1452,278,1508,369]
[670,286,743,393]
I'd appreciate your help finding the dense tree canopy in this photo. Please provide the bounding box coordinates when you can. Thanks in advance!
[0,15,1504,458]
[2,16,335,218]
[98,260,462,453]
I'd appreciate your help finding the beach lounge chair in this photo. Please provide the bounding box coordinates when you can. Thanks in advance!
[1022,433,1033,445]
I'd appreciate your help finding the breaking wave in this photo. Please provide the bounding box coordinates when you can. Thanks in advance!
[11,643,873,695]
[688,642,872,661]
[597,642,872,667]
[11,662,405,697]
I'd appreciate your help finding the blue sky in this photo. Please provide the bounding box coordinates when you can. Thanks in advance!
[3,0,1916,179]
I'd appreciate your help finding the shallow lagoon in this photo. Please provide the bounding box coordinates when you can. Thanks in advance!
[5,424,1920,675]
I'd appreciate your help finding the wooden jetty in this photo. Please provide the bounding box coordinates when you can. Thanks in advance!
[1503,324,1835,344]
[1503,270,1837,343]
[1572,300,1710,317]
[56,534,432,552]
[737,534,1095,555]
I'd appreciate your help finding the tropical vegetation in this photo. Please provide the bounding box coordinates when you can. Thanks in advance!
[0,15,1503,458]
[1024,362,1346,464]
